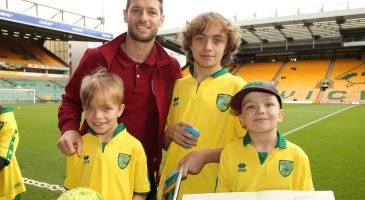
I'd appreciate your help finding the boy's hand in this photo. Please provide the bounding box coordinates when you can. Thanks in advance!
[178,150,207,178]
[178,148,223,178]
[132,194,146,200]
[57,130,82,157]
[165,121,198,149]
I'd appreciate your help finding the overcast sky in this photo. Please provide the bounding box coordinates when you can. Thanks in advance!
[3,0,365,36]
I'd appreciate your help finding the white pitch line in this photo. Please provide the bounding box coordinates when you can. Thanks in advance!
[283,105,359,136]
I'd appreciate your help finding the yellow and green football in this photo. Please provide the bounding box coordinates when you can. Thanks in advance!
[58,187,104,200]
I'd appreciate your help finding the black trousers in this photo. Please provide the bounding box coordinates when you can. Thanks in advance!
[146,173,157,200]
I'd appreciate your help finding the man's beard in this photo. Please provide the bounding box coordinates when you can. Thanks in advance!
[128,24,158,43]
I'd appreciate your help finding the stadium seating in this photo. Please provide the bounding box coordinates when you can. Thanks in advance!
[0,37,69,103]
[0,91,34,103]
[2,78,64,101]
[21,40,65,67]
[0,78,13,88]
[322,58,365,103]
[0,37,66,67]
[234,61,283,82]
[0,38,40,65]
[276,60,330,102]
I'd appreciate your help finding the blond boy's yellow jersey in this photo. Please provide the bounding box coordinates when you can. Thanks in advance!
[216,132,314,192]
[158,68,246,200]
[65,123,150,199]
[0,107,26,199]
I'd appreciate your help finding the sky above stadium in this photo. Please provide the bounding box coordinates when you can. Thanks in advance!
[10,0,365,36]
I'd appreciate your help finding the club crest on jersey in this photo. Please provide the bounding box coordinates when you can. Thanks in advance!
[118,153,131,169]
[216,94,232,112]
[279,160,294,177]
[0,121,4,130]
[238,162,247,172]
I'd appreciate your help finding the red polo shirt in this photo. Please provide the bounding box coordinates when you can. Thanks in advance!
[114,47,159,173]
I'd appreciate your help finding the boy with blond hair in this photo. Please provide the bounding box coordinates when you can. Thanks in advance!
[64,68,150,200]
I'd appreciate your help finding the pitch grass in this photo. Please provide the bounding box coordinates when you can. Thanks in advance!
[5,103,365,199]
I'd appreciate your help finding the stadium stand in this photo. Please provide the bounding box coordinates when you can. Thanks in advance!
[0,0,112,104]
[0,37,40,65]
[276,60,331,102]
[21,40,66,67]
[321,58,365,103]
[0,37,66,67]
[1,77,64,101]
[0,36,68,103]
[233,61,283,82]
[157,5,365,104]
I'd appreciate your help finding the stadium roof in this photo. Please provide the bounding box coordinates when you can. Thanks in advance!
[156,7,365,58]
[0,4,112,42]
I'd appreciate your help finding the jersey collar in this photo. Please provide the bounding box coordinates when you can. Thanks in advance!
[88,122,126,138]
[243,131,287,149]
[0,107,12,115]
[189,64,229,78]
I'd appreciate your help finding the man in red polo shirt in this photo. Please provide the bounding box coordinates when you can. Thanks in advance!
[57,0,182,199]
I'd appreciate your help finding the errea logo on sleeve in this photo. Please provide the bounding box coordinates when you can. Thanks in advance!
[83,155,90,164]
[173,96,179,107]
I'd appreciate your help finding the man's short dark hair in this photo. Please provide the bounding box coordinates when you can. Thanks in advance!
[126,0,163,13]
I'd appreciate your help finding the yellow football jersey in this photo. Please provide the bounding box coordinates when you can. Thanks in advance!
[0,107,26,199]
[65,123,150,199]
[216,132,314,192]
[158,68,246,200]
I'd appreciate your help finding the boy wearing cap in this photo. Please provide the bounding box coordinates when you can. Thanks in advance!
[216,80,314,192]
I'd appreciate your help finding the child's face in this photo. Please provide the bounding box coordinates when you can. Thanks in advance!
[239,92,283,134]
[190,22,227,69]
[84,97,125,142]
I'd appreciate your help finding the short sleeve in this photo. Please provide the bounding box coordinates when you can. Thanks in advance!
[299,153,314,191]
[216,147,231,192]
[64,154,78,189]
[133,144,150,194]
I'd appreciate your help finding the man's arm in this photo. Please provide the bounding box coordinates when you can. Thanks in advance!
[57,56,85,156]
[57,59,88,134]
[57,48,104,155]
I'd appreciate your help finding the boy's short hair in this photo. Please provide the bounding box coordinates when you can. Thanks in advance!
[80,68,124,107]
[230,80,282,112]
[181,12,240,67]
